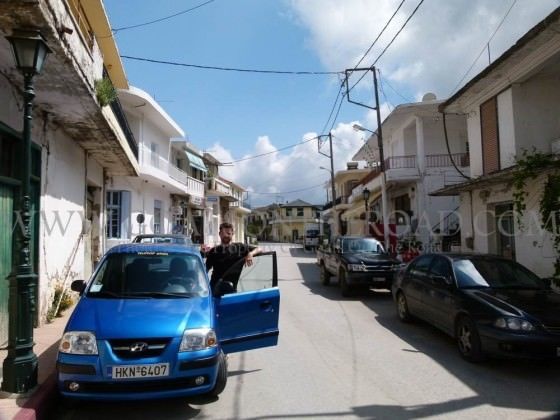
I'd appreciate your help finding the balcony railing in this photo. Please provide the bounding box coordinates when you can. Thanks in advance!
[207,177,232,195]
[384,155,416,170]
[425,153,469,168]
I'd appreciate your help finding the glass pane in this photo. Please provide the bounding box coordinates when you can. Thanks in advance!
[237,254,274,292]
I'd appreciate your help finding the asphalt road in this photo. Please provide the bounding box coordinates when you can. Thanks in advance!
[53,242,560,419]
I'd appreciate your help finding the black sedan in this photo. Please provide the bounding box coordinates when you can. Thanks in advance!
[392,253,560,361]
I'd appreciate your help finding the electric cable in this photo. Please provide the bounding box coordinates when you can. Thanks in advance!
[221,136,320,164]
[450,0,518,95]
[113,0,216,32]
[120,55,342,75]
[348,0,426,94]
[379,69,413,103]
[441,111,470,180]
[248,183,326,195]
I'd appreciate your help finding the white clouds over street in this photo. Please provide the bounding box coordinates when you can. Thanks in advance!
[216,0,560,207]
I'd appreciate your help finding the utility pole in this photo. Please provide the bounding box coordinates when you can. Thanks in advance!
[318,133,338,236]
[372,69,390,251]
[344,66,390,251]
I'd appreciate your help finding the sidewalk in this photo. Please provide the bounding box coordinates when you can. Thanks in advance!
[0,309,72,420]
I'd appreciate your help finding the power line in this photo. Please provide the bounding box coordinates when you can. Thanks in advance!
[221,136,320,164]
[113,0,216,32]
[450,0,518,94]
[348,0,426,94]
[120,55,343,75]
[349,0,407,73]
[379,69,413,103]
[320,82,345,135]
[248,183,325,195]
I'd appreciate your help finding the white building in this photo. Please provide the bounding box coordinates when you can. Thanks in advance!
[0,0,138,337]
[106,87,206,249]
[433,7,560,278]
[350,96,469,252]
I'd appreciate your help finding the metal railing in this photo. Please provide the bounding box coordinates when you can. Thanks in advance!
[384,155,416,169]
[426,153,469,168]
[207,177,231,195]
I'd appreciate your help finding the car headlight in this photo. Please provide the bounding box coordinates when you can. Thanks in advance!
[59,331,98,354]
[347,264,367,272]
[494,317,534,332]
[179,328,217,352]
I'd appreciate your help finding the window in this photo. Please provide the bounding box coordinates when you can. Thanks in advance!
[106,191,131,239]
[429,257,452,279]
[153,200,162,234]
[297,207,304,217]
[409,255,432,276]
[286,208,292,217]
[150,142,158,168]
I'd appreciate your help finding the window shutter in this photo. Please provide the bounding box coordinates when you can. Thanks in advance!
[120,190,131,239]
[480,97,500,174]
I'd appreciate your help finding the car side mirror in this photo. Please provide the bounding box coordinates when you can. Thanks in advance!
[71,280,87,295]
[213,280,235,297]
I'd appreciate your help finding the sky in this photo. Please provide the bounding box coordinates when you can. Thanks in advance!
[105,0,560,207]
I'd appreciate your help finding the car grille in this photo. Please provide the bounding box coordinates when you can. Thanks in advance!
[543,325,560,335]
[109,338,171,359]
[364,264,396,272]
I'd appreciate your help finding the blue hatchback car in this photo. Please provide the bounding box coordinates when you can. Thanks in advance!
[56,244,280,401]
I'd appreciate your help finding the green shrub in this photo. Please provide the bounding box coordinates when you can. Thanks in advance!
[47,285,74,322]
[94,77,117,106]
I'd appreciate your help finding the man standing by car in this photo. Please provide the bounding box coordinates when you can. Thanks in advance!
[205,222,261,292]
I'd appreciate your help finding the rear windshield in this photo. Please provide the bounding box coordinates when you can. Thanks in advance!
[87,252,209,298]
[305,230,320,237]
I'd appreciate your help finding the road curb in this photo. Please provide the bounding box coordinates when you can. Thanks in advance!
[13,374,58,420]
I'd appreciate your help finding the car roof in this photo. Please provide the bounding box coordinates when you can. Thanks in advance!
[106,243,199,256]
[134,234,190,239]
[421,252,512,261]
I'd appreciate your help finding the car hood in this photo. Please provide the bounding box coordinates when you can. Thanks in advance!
[467,288,560,325]
[66,297,213,339]
[342,253,398,265]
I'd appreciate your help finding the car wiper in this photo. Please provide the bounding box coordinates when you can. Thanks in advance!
[87,290,143,299]
[125,292,191,298]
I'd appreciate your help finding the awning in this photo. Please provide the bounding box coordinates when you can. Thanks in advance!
[186,151,207,172]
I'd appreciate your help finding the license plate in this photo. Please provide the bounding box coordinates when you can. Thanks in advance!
[109,363,169,379]
[372,277,386,282]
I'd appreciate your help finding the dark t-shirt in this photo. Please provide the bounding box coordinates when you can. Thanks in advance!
[205,243,256,290]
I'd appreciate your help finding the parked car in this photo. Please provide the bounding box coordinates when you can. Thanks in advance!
[132,233,195,246]
[392,253,560,361]
[57,244,280,401]
[317,236,401,296]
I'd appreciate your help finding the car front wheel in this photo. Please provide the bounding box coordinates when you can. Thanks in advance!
[320,264,331,286]
[456,316,484,362]
[340,269,352,297]
[396,291,412,322]
[207,351,228,397]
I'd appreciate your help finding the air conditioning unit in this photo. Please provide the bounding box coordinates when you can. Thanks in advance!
[551,138,560,155]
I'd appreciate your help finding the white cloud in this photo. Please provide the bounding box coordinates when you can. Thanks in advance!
[213,0,560,208]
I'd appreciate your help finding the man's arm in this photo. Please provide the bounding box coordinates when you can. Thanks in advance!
[244,246,261,267]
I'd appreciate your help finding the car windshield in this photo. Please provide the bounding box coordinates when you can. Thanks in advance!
[342,238,385,254]
[135,236,192,245]
[87,252,209,298]
[453,258,546,290]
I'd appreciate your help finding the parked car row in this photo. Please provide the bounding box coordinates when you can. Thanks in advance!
[316,236,560,362]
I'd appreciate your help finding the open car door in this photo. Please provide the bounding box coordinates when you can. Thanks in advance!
[215,251,279,354]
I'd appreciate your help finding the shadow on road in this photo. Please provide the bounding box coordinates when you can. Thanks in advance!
[296,256,560,417]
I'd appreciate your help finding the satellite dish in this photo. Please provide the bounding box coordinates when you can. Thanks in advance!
[422,92,437,101]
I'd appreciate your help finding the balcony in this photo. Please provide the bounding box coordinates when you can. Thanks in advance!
[426,153,469,168]
[141,154,204,197]
[206,177,239,201]
[0,0,139,176]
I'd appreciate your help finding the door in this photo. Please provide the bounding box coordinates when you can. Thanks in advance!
[424,256,456,334]
[495,203,516,260]
[0,184,13,346]
[402,255,433,318]
[216,252,280,354]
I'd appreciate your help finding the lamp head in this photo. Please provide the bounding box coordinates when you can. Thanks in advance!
[363,187,370,202]
[6,29,51,76]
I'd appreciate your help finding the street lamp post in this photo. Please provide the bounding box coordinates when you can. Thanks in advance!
[2,29,51,393]
[362,187,370,236]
